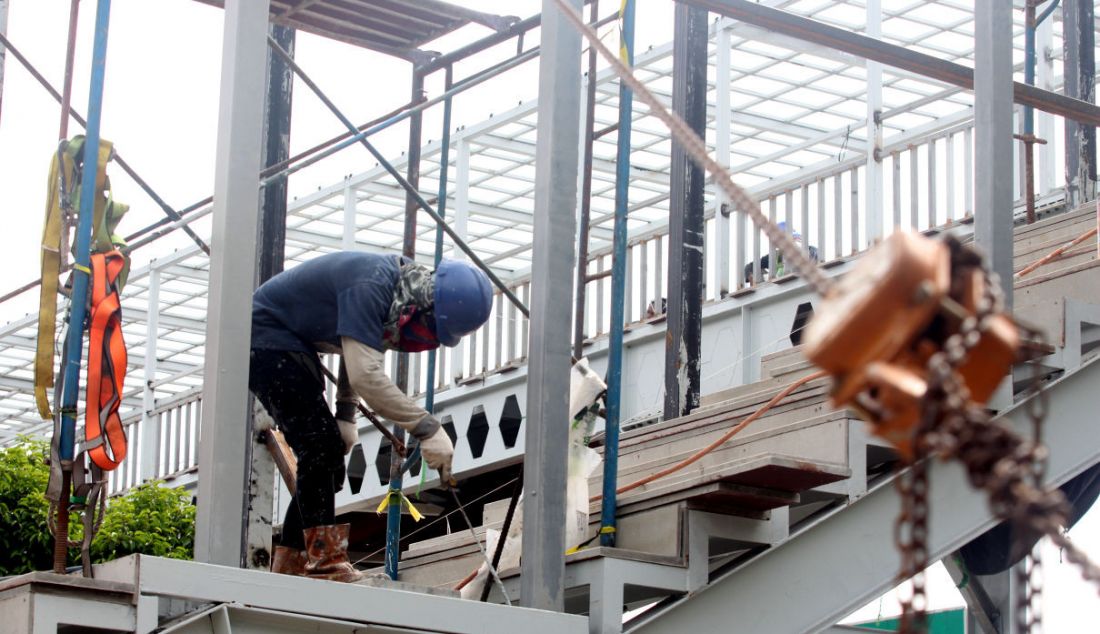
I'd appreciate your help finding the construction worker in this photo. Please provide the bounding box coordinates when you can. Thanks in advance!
[744,221,820,283]
[249,252,493,582]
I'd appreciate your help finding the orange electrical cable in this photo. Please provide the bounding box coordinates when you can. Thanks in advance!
[1014,227,1098,279]
[453,369,827,592]
[592,369,827,503]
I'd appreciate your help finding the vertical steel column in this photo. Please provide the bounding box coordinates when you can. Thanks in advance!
[140,268,161,482]
[425,66,454,415]
[974,1,1014,309]
[663,3,708,421]
[195,0,270,567]
[57,0,81,140]
[386,69,426,581]
[572,0,599,360]
[257,25,294,283]
[522,0,583,611]
[244,22,294,572]
[1063,0,1096,206]
[865,0,884,241]
[714,23,731,298]
[599,0,634,549]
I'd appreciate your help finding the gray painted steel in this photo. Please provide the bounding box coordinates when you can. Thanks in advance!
[521,0,583,612]
[83,554,587,633]
[630,356,1100,633]
[682,0,1100,128]
[195,0,270,567]
[974,2,1014,307]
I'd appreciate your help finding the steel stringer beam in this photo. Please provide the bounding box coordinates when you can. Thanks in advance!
[631,357,1100,634]
[682,0,1100,129]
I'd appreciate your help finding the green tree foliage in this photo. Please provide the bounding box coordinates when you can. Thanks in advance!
[0,439,53,574]
[90,481,195,561]
[0,438,195,576]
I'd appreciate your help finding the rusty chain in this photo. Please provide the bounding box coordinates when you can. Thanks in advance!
[895,241,1100,633]
[548,4,1099,629]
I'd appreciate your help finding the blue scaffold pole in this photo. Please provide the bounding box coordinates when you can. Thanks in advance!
[59,0,113,463]
[600,0,634,548]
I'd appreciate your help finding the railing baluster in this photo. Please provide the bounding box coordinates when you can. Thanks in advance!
[494,292,503,371]
[833,174,842,260]
[629,244,638,319]
[801,184,810,257]
[768,196,777,279]
[946,133,956,222]
[480,307,489,374]
[639,239,649,318]
[596,256,605,335]
[521,284,530,359]
[816,181,825,263]
[892,151,902,231]
[850,167,859,255]
[964,127,974,217]
[928,137,938,229]
[651,236,660,308]
[909,145,919,230]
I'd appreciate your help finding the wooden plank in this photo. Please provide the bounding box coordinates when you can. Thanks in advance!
[605,412,850,485]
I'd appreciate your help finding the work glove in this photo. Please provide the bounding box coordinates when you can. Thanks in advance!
[335,400,358,455]
[416,417,454,485]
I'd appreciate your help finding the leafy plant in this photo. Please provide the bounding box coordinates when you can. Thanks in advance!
[0,439,53,574]
[90,481,195,561]
[0,437,195,576]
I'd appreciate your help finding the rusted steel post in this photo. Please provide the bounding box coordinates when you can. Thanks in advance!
[663,3,708,420]
[1063,0,1096,206]
[58,0,81,139]
[572,0,599,361]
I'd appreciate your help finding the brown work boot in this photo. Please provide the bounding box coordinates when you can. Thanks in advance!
[270,545,308,576]
[303,524,364,583]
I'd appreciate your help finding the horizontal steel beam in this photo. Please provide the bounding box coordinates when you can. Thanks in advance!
[688,0,1100,128]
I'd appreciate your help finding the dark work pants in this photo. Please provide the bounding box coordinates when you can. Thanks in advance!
[249,349,346,550]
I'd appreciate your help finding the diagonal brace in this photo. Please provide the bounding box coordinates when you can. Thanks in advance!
[266,36,530,318]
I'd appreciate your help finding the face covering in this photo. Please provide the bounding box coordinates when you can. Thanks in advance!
[393,305,439,352]
[383,257,439,352]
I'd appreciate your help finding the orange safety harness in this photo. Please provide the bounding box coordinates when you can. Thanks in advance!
[84,250,128,470]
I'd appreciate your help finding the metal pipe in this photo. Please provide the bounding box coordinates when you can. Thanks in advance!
[424,65,454,417]
[573,0,600,361]
[600,0,634,548]
[267,37,531,318]
[386,68,425,582]
[682,0,1100,128]
[56,0,113,571]
[58,0,81,140]
[0,31,210,255]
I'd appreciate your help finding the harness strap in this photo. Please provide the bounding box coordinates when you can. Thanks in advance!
[34,137,115,420]
[85,250,128,470]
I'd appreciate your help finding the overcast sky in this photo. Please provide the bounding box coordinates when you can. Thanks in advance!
[0,0,1097,627]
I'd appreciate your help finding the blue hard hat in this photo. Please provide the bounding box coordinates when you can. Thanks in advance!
[433,259,493,347]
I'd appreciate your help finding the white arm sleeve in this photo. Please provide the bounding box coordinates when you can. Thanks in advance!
[341,336,432,435]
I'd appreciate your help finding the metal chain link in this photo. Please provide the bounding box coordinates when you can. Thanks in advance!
[550,4,1100,626]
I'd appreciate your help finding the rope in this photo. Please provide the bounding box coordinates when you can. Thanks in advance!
[591,369,827,502]
[552,0,835,299]
[1014,226,1098,279]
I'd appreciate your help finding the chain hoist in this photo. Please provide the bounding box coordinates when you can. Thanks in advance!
[550,5,1100,632]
